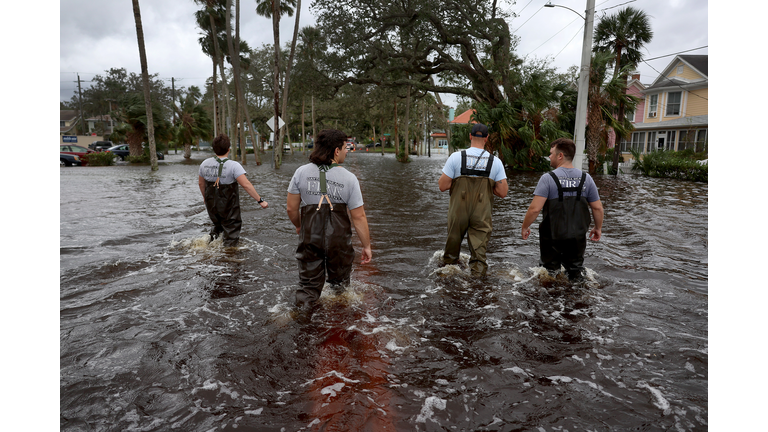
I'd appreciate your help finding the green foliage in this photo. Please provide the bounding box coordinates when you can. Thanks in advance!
[450,124,471,150]
[630,149,707,182]
[82,152,116,166]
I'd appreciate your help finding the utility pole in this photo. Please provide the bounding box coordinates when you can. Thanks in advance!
[77,74,86,135]
[572,0,595,171]
[171,77,177,154]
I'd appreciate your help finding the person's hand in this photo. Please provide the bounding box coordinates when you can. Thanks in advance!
[589,227,601,241]
[295,225,301,234]
[259,200,268,209]
[521,226,531,240]
[360,246,372,264]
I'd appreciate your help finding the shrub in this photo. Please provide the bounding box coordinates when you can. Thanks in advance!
[82,152,116,166]
[630,149,707,182]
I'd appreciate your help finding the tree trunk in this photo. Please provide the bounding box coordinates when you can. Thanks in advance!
[184,143,192,158]
[272,0,281,168]
[611,43,625,176]
[403,85,411,161]
[132,0,157,171]
[279,0,301,159]
[380,117,384,155]
[226,0,246,164]
[301,96,306,155]
[207,11,223,136]
[311,95,316,153]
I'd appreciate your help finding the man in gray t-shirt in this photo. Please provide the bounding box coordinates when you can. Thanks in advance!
[521,138,603,280]
[287,129,371,312]
[198,134,268,247]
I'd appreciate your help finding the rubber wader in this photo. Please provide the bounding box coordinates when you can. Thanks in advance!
[539,171,591,279]
[443,151,496,277]
[295,164,355,308]
[204,157,242,247]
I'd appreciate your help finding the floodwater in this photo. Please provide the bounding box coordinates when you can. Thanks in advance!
[60,150,708,431]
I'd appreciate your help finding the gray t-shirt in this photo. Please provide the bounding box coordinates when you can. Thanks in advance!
[287,163,364,210]
[533,167,600,202]
[199,157,246,184]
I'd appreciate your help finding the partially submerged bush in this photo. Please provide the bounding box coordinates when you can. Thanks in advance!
[82,152,116,166]
[630,149,707,182]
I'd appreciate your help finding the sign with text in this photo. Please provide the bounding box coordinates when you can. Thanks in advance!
[266,116,285,131]
[63,136,77,143]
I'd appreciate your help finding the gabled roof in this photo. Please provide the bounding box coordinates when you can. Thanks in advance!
[649,55,708,89]
[61,110,78,121]
[450,109,476,124]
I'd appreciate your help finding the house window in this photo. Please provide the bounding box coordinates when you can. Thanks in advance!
[626,132,645,153]
[646,131,657,153]
[648,94,658,118]
[625,108,635,123]
[666,92,682,116]
[677,65,684,75]
[668,131,676,151]
[695,129,707,152]
[60,121,65,127]
[678,131,693,151]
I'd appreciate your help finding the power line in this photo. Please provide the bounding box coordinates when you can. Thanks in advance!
[643,46,708,62]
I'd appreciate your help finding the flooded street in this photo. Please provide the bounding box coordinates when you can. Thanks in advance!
[60,150,708,431]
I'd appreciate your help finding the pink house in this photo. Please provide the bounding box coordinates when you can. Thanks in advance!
[607,73,645,148]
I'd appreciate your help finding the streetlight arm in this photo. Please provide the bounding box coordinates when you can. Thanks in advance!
[544,2,585,20]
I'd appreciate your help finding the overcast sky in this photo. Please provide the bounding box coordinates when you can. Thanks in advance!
[59,0,709,111]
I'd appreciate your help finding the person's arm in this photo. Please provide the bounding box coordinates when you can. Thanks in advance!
[236,174,268,208]
[521,195,547,239]
[438,173,453,192]
[286,193,301,234]
[198,175,206,197]
[493,178,508,198]
[349,205,372,264]
[588,200,604,241]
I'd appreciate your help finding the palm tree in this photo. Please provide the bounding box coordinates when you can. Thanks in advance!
[131,0,158,170]
[255,0,298,168]
[175,86,213,159]
[110,93,172,159]
[593,6,653,174]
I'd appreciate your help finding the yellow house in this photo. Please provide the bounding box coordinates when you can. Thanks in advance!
[620,55,708,155]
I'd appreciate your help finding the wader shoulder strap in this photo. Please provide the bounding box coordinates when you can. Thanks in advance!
[548,171,587,202]
[213,156,229,188]
[460,150,494,177]
[316,163,339,210]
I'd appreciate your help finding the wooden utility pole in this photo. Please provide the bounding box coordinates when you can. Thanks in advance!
[77,74,86,135]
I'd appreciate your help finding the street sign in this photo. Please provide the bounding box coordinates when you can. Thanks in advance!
[266,116,285,131]
[63,136,77,143]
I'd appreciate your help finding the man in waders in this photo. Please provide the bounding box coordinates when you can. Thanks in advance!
[198,134,269,247]
[438,123,508,278]
[521,138,604,281]
[287,129,372,311]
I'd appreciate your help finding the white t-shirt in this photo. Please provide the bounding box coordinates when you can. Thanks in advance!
[199,157,246,184]
[442,147,507,182]
[287,163,364,209]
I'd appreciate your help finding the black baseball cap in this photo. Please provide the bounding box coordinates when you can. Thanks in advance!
[470,123,489,138]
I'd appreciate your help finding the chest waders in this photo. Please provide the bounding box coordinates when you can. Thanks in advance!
[539,171,591,280]
[294,164,355,309]
[203,157,242,247]
[443,151,496,277]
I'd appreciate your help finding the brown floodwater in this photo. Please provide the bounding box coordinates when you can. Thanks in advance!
[60,149,707,431]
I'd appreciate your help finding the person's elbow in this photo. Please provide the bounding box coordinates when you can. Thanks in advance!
[494,181,508,198]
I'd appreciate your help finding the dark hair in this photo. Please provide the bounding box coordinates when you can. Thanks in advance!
[309,129,346,165]
[212,134,231,156]
[551,138,575,161]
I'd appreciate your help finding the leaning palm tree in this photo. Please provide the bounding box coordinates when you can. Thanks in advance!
[131,0,158,170]
[111,93,172,159]
[593,6,653,174]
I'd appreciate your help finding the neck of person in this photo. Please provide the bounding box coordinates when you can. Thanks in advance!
[554,159,574,169]
[216,151,230,160]
[469,138,486,150]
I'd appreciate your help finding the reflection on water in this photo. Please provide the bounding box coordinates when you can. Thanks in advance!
[61,151,707,431]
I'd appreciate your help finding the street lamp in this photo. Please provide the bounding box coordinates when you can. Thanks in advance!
[546,0,595,170]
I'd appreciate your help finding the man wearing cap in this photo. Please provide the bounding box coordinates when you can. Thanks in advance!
[521,138,603,281]
[438,123,508,277]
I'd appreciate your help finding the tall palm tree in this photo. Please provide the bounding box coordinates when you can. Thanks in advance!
[593,6,653,174]
[111,93,172,158]
[255,0,298,168]
[131,0,158,170]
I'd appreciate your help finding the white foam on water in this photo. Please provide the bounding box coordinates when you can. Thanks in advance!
[415,395,447,423]
[320,382,345,398]
[637,381,671,415]
[503,366,529,376]
[244,408,263,415]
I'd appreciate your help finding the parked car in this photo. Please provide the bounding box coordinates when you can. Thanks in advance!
[60,145,95,166]
[60,153,82,167]
[365,142,382,148]
[105,144,165,161]
[88,140,113,151]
